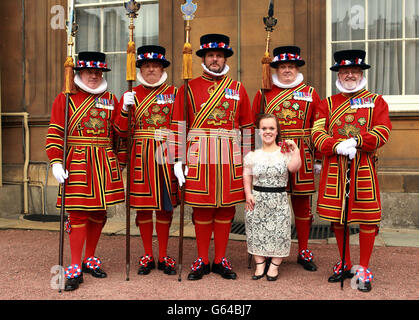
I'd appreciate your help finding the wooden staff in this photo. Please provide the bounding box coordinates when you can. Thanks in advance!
[123,0,141,282]
[178,0,197,282]
[58,0,78,293]
[259,0,277,115]
[341,158,352,289]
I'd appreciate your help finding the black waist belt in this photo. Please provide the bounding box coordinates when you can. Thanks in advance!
[253,186,286,193]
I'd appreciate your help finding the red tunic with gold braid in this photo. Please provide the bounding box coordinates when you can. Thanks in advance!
[252,83,321,195]
[46,90,125,210]
[114,84,178,210]
[312,90,392,225]
[171,73,254,208]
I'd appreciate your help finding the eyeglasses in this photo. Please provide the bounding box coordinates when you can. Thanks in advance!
[338,69,362,76]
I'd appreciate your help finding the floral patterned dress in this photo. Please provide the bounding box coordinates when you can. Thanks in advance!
[244,148,292,257]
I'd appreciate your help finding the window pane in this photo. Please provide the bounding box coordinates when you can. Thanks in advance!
[74,1,159,98]
[104,53,126,98]
[332,0,365,41]
[331,43,365,95]
[76,7,101,51]
[368,0,402,40]
[76,0,100,4]
[104,3,159,52]
[405,41,419,94]
[136,3,159,45]
[368,41,402,95]
[406,0,419,38]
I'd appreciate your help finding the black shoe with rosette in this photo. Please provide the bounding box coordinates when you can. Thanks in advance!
[328,261,354,283]
[297,249,318,271]
[187,258,210,280]
[158,256,177,275]
[82,256,107,278]
[355,266,373,292]
[137,254,156,275]
[211,257,237,280]
[64,264,83,291]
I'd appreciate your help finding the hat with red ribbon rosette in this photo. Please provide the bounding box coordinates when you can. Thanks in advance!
[196,33,234,58]
[270,46,305,68]
[330,49,371,72]
[136,45,171,68]
[74,51,111,72]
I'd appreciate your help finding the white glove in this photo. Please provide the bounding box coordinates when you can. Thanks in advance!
[52,163,69,184]
[314,163,322,175]
[347,147,357,160]
[174,162,188,187]
[336,138,357,155]
[123,91,135,111]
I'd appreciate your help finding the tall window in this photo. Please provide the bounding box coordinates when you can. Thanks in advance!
[74,0,159,97]
[326,0,419,110]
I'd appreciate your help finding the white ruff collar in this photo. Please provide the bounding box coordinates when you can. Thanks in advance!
[74,73,108,95]
[201,63,230,77]
[272,72,304,89]
[137,71,168,88]
[336,76,367,94]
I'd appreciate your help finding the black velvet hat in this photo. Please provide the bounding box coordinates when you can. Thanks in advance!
[330,49,371,71]
[270,46,305,68]
[74,51,111,72]
[136,45,170,68]
[196,33,234,58]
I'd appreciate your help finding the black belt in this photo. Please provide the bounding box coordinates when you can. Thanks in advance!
[253,186,286,193]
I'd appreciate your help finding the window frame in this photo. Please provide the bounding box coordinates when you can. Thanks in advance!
[326,0,419,112]
[74,0,159,56]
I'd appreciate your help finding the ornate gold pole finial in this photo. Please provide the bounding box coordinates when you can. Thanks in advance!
[124,0,141,82]
[181,0,197,80]
[261,0,278,91]
[63,0,78,94]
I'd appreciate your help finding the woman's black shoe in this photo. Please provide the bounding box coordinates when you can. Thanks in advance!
[252,259,266,280]
[266,261,280,281]
[266,273,279,281]
[64,274,83,291]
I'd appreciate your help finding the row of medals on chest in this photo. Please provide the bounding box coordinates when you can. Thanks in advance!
[80,101,171,133]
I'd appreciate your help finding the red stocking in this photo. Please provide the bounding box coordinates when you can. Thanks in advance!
[193,208,214,264]
[136,210,154,258]
[67,210,87,266]
[291,195,311,252]
[359,224,377,268]
[155,210,173,262]
[213,207,235,264]
[84,210,107,259]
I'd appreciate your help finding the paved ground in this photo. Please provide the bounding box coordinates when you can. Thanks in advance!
[1,215,418,316]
